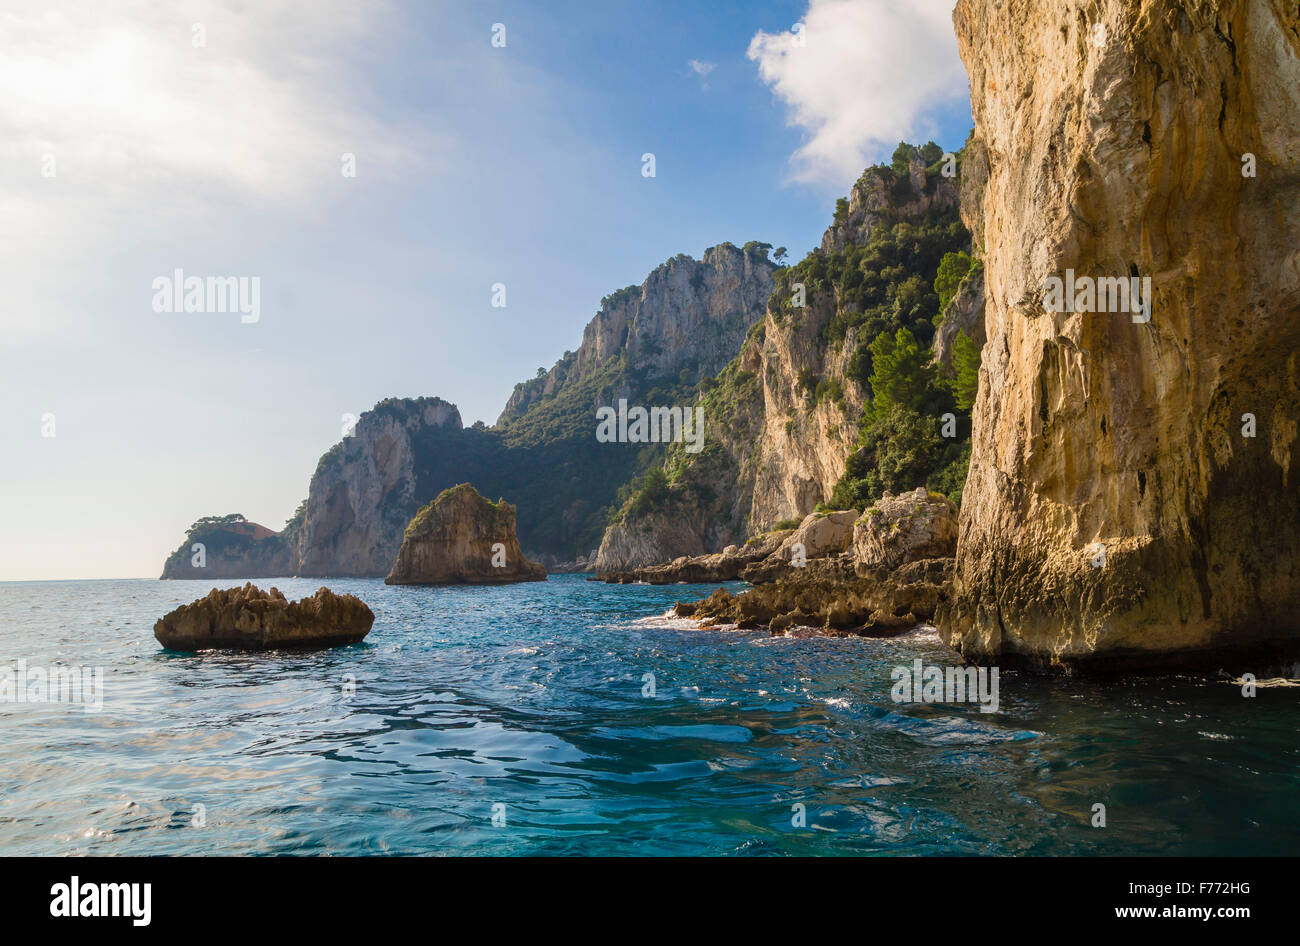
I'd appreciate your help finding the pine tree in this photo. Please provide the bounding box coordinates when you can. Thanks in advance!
[867,327,932,420]
[951,330,981,411]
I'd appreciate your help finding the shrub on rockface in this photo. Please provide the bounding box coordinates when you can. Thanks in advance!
[830,404,941,509]
[934,250,973,317]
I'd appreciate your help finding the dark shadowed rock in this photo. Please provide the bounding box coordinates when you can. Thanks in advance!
[154,583,374,651]
[385,483,546,585]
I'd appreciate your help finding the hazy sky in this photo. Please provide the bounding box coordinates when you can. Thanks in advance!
[0,0,972,580]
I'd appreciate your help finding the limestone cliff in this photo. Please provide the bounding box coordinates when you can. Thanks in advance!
[595,147,970,571]
[386,483,546,585]
[297,398,463,577]
[942,0,1300,670]
[160,515,298,580]
[498,242,777,424]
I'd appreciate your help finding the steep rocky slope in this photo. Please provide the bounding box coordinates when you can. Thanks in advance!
[159,516,297,579]
[941,0,1300,670]
[297,398,463,577]
[595,146,973,570]
[499,242,777,423]
[163,244,777,577]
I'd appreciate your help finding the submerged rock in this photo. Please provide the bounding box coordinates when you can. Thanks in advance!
[154,583,374,651]
[385,483,546,585]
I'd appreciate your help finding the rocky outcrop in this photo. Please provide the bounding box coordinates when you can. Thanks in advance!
[933,265,986,371]
[738,511,858,583]
[596,529,793,584]
[670,488,956,636]
[592,146,970,568]
[677,557,953,637]
[498,243,778,424]
[593,507,716,574]
[154,583,374,651]
[297,398,463,577]
[942,0,1300,671]
[854,488,958,570]
[159,517,297,580]
[820,156,959,254]
[385,483,546,585]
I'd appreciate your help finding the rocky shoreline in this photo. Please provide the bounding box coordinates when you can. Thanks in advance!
[675,556,952,637]
[598,488,959,638]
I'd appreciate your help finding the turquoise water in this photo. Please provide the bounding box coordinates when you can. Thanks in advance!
[0,575,1295,856]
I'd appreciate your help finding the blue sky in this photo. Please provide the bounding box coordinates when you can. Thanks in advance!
[0,0,972,579]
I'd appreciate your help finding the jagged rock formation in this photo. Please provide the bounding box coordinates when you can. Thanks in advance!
[498,243,777,424]
[594,146,970,569]
[854,488,958,570]
[942,0,1300,670]
[596,529,794,584]
[164,245,778,578]
[385,484,545,585]
[154,583,374,651]
[298,398,463,577]
[678,557,953,637]
[663,488,957,635]
[159,516,296,580]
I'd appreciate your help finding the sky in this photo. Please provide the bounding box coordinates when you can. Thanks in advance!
[0,0,973,580]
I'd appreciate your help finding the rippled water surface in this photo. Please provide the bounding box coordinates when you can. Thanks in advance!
[1,576,1296,855]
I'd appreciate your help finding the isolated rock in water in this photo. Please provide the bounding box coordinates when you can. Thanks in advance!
[154,583,374,651]
[853,488,958,571]
[385,483,546,585]
[944,0,1300,671]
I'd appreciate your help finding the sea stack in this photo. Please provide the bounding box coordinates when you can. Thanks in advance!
[385,483,546,585]
[154,583,374,651]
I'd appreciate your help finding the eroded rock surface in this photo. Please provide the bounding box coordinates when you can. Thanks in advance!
[854,488,958,571]
[596,530,793,584]
[677,557,953,637]
[943,0,1300,670]
[154,583,374,651]
[385,483,546,585]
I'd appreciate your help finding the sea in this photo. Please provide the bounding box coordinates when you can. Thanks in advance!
[1,574,1295,856]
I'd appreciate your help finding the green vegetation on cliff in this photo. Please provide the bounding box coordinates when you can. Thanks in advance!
[607,141,981,544]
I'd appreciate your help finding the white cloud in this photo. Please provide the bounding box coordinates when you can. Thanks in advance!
[748,0,968,187]
[0,0,430,341]
[0,1,419,205]
[688,59,716,90]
